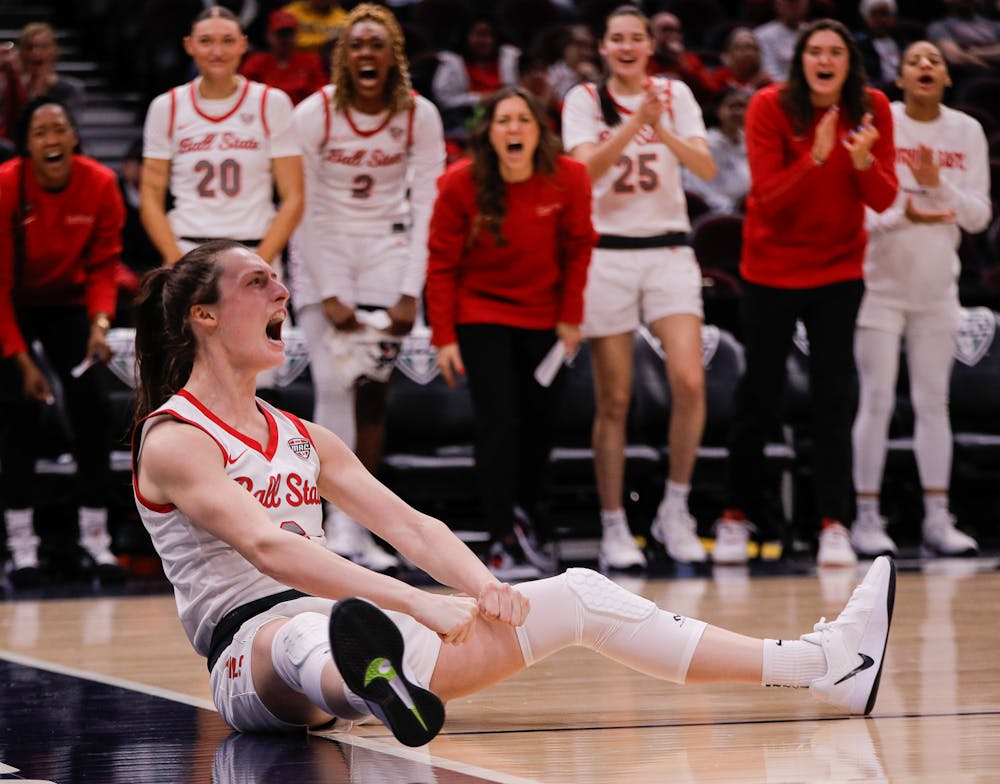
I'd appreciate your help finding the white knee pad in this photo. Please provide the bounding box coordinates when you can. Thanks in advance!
[270,612,337,715]
[564,567,658,623]
[515,568,706,684]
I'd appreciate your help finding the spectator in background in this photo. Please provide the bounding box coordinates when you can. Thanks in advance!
[0,40,25,152]
[755,0,810,82]
[240,9,328,104]
[116,139,159,318]
[431,15,520,135]
[546,24,601,100]
[647,12,717,105]
[927,0,1000,74]
[140,6,303,268]
[290,3,446,573]
[282,0,346,55]
[684,87,751,215]
[0,97,125,587]
[851,40,991,559]
[18,23,86,120]
[711,27,772,93]
[426,86,594,579]
[517,49,561,133]
[854,0,918,96]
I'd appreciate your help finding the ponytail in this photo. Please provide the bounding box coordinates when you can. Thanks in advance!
[132,240,235,423]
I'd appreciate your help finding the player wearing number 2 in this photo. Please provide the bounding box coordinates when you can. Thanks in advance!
[289,4,446,572]
[140,6,304,267]
[561,4,716,569]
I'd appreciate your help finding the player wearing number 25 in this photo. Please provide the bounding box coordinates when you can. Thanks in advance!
[140,6,303,268]
[561,5,717,570]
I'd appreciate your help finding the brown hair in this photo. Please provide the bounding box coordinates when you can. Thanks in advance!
[467,86,560,246]
[132,241,239,422]
[779,18,870,134]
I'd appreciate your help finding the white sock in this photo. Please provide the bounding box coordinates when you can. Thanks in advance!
[658,481,691,518]
[600,508,628,531]
[4,508,39,569]
[855,497,879,522]
[761,638,827,687]
[513,569,707,684]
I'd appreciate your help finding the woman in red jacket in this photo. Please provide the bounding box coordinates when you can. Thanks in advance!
[712,18,898,568]
[426,86,595,579]
[0,97,126,586]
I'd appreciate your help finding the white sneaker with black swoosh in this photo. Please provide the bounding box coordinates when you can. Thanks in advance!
[803,555,896,715]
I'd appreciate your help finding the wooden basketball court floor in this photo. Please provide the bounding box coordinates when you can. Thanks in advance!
[1,555,999,783]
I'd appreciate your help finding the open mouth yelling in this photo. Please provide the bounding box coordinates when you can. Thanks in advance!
[507,141,523,153]
[357,66,380,87]
[266,315,284,345]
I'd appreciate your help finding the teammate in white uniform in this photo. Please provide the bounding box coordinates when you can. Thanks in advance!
[130,239,895,744]
[140,6,303,267]
[850,41,991,558]
[290,4,446,572]
[562,5,716,568]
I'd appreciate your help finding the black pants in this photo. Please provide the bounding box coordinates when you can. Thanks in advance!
[456,323,565,542]
[727,279,863,526]
[0,306,114,510]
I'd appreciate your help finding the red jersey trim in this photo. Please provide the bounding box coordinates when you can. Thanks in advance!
[189,78,252,124]
[168,88,177,140]
[260,85,271,137]
[176,389,280,459]
[343,105,393,137]
[130,409,229,513]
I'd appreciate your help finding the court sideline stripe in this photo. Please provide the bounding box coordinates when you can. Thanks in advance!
[0,648,539,784]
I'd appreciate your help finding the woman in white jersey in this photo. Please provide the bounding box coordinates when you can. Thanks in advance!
[561,5,716,569]
[139,6,303,266]
[130,239,893,745]
[850,41,991,558]
[290,3,446,573]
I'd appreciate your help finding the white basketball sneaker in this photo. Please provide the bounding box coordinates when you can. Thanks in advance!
[598,518,647,571]
[326,508,400,573]
[817,522,858,567]
[651,510,707,563]
[849,513,898,558]
[803,555,896,715]
[712,519,750,565]
[921,509,978,557]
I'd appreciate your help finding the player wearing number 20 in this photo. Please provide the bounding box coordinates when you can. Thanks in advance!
[140,6,303,267]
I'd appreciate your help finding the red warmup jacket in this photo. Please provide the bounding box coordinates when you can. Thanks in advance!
[0,155,125,357]
[741,85,898,288]
[239,51,327,106]
[426,155,596,347]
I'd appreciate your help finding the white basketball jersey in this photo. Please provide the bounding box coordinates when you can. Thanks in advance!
[295,85,420,231]
[133,390,323,657]
[144,78,297,241]
[562,77,706,236]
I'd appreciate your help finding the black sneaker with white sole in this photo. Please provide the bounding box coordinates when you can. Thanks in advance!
[329,598,445,747]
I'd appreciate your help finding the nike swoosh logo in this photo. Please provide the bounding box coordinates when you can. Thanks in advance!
[365,657,428,730]
[834,653,875,685]
[225,449,247,465]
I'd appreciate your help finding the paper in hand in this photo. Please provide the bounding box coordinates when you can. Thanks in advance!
[534,340,568,387]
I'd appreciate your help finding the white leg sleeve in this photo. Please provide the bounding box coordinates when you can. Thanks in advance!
[905,314,955,489]
[298,304,357,448]
[513,568,707,684]
[852,327,901,494]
